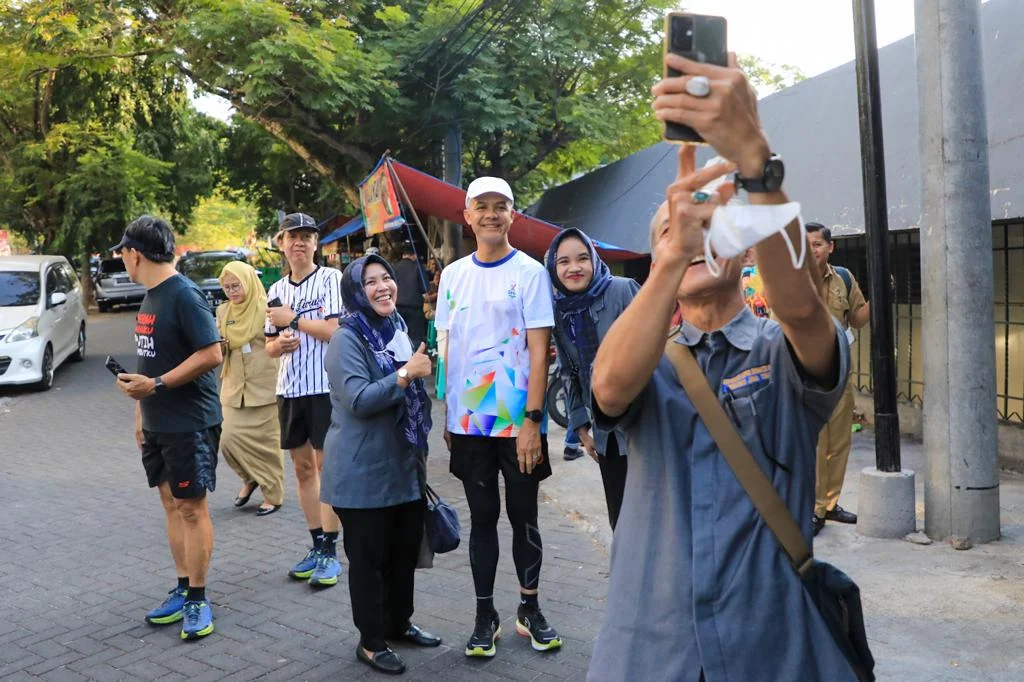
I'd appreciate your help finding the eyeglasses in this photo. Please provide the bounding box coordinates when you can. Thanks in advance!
[222,283,244,294]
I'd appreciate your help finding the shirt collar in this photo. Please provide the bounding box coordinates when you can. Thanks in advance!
[674,306,759,352]
[822,263,836,281]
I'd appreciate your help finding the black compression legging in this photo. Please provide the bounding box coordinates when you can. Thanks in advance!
[462,476,542,596]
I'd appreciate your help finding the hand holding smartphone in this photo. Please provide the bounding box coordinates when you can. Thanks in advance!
[663,12,728,145]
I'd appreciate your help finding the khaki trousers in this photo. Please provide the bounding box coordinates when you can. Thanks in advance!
[814,382,855,518]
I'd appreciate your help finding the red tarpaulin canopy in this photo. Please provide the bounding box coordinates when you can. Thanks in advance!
[388,160,643,263]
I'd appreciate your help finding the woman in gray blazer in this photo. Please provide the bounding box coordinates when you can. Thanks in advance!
[320,254,440,675]
[545,229,639,530]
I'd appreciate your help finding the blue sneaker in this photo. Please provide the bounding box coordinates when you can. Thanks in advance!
[180,600,214,640]
[308,553,342,587]
[145,587,187,625]
[289,547,319,580]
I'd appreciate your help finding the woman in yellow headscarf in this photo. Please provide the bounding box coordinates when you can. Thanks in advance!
[217,261,285,515]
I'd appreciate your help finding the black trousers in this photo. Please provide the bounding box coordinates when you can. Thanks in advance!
[334,499,425,652]
[597,438,628,530]
[397,304,428,349]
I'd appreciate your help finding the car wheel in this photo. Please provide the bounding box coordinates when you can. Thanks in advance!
[98,301,110,313]
[36,345,54,391]
[71,324,86,361]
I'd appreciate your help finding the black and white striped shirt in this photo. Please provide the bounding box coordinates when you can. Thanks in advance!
[265,266,345,397]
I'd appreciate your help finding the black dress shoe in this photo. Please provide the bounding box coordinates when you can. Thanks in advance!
[563,446,584,461]
[813,515,826,536]
[255,504,281,517]
[357,646,406,675]
[234,482,258,507]
[825,505,858,524]
[395,624,442,647]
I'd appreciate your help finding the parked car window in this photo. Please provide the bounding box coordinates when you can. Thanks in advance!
[45,267,61,297]
[0,272,40,306]
[178,254,244,282]
[99,258,128,276]
[61,263,80,291]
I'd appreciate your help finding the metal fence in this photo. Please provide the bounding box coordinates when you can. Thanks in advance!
[832,222,1024,424]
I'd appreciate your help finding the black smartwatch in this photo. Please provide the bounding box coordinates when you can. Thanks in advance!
[734,153,785,193]
[524,409,544,424]
[153,376,167,393]
[289,315,301,331]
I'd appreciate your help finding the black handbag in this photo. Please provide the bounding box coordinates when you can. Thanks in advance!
[424,484,461,554]
[666,339,876,682]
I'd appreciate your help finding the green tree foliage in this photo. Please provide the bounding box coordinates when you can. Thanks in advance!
[179,193,259,252]
[0,1,219,265]
[740,54,807,95]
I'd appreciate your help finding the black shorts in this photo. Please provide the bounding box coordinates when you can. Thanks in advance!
[278,394,332,450]
[142,426,220,499]
[449,433,552,484]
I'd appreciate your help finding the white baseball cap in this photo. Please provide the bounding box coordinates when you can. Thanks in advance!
[465,177,514,207]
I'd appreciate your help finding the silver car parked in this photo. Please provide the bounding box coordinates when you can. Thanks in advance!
[94,257,145,312]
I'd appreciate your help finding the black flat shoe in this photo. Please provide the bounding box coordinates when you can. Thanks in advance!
[357,646,406,675]
[813,515,826,536]
[395,624,442,647]
[234,482,258,508]
[255,504,281,517]
[825,505,858,524]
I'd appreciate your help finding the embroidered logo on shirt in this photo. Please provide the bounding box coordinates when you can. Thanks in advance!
[721,365,771,394]
[507,282,518,299]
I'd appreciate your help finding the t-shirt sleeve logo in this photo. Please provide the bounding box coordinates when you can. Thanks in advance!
[135,312,156,358]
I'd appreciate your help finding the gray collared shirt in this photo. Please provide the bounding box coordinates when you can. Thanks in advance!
[587,307,857,682]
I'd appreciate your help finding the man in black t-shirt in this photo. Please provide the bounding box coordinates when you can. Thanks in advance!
[392,244,428,348]
[112,215,224,642]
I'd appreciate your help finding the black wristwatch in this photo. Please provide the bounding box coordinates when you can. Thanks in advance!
[153,376,167,393]
[524,409,544,424]
[734,153,785,193]
[289,315,301,331]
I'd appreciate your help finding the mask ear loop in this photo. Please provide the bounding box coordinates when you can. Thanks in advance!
[703,227,722,277]
[780,217,807,270]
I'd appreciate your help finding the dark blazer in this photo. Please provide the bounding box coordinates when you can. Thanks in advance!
[552,276,639,456]
[320,317,425,509]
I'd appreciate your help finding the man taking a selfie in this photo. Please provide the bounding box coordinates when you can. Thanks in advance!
[586,52,860,681]
[112,215,223,641]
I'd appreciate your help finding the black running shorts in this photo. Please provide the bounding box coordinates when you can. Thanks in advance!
[141,426,220,499]
[449,433,552,484]
[277,394,332,450]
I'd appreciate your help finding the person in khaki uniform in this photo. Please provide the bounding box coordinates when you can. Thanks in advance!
[217,261,285,516]
[806,223,870,534]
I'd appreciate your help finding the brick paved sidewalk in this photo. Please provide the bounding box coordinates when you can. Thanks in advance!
[0,312,609,681]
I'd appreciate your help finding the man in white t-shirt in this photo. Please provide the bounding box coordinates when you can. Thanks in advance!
[265,213,345,588]
[435,177,562,659]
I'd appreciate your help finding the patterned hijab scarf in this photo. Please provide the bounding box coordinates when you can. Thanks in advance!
[341,255,431,451]
[544,228,614,388]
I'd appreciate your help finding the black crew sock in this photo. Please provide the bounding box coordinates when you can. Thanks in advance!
[177,576,189,592]
[519,593,539,611]
[186,586,206,603]
[310,527,324,549]
[322,531,339,556]
[476,596,495,617]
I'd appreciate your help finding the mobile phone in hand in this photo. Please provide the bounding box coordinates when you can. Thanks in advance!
[268,296,282,307]
[663,12,728,144]
[105,355,128,378]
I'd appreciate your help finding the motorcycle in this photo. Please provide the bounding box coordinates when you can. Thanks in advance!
[546,345,570,429]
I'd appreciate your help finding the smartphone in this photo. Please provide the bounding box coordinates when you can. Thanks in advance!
[663,12,728,144]
[105,355,128,378]
[267,296,282,307]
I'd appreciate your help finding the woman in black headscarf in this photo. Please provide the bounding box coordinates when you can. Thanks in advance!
[320,255,440,675]
[544,229,639,530]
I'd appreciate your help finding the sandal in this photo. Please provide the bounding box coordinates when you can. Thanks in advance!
[256,504,281,517]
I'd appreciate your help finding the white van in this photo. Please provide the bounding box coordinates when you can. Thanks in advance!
[0,256,88,390]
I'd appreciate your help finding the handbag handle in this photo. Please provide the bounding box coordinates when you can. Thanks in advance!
[664,337,814,578]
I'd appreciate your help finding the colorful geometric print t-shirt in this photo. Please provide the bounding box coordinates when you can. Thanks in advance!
[435,249,555,438]
[135,274,222,433]
[265,265,345,398]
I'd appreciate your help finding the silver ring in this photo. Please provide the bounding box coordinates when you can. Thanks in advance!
[685,75,711,98]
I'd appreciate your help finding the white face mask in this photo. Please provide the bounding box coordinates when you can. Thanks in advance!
[696,158,806,278]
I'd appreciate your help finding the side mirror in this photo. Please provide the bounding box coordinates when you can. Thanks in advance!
[50,292,68,307]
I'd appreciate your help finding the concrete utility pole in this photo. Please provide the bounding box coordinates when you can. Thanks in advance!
[851,0,915,539]
[442,125,463,265]
[915,0,1000,543]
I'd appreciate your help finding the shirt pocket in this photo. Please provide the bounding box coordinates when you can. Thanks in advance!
[724,384,789,475]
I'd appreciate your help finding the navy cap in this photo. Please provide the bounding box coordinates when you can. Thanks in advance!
[110,235,150,253]
[279,212,319,232]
